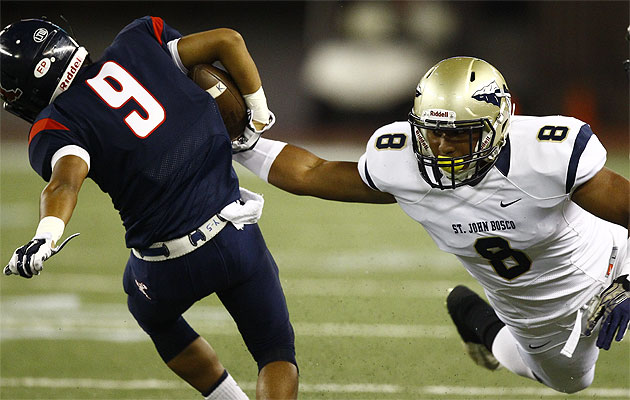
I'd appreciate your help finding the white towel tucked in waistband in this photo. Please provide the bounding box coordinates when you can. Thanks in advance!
[219,187,264,230]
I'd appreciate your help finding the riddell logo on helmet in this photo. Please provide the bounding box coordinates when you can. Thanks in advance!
[0,85,23,103]
[425,109,455,121]
[415,129,431,151]
[430,110,449,118]
[480,135,492,149]
[58,55,85,92]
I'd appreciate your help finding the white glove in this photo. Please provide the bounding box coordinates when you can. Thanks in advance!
[4,233,80,278]
[218,187,264,230]
[231,109,275,153]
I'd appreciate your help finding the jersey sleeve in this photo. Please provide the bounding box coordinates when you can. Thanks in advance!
[116,16,183,52]
[28,110,90,181]
[508,116,607,198]
[566,124,606,193]
[357,122,424,202]
[357,125,396,192]
[118,17,186,74]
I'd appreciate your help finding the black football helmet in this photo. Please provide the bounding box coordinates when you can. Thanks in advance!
[0,19,88,123]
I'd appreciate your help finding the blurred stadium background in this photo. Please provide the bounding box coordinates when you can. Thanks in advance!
[1,1,629,147]
[1,1,629,399]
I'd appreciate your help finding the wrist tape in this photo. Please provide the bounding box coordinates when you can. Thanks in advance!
[36,216,65,244]
[243,86,270,124]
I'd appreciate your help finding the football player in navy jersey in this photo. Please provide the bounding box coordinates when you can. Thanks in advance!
[233,57,629,393]
[1,17,297,399]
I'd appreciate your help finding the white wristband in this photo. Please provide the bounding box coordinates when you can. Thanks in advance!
[232,137,286,182]
[167,38,188,74]
[35,216,65,244]
[243,86,270,124]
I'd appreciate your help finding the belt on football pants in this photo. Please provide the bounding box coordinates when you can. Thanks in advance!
[132,214,227,262]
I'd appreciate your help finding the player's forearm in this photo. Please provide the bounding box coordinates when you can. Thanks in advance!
[234,139,395,204]
[39,155,88,227]
[268,147,343,199]
[270,149,392,203]
[39,181,80,226]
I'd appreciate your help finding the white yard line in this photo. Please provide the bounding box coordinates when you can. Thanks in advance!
[1,293,456,341]
[0,318,455,341]
[1,377,628,398]
[1,274,466,296]
[420,385,630,397]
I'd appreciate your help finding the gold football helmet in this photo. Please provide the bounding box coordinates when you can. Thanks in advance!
[408,57,513,189]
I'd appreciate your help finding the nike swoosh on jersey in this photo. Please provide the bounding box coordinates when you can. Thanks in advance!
[500,198,522,207]
[528,341,551,349]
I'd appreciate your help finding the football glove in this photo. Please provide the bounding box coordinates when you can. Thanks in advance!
[4,233,80,278]
[231,109,275,153]
[584,274,630,350]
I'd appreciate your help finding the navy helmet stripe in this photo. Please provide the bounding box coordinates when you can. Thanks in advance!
[565,124,594,193]
[364,162,379,191]
[494,136,511,177]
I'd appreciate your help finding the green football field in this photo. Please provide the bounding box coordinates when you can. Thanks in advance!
[1,142,628,399]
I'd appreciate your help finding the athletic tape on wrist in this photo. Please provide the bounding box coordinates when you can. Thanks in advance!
[35,216,65,244]
[243,86,270,123]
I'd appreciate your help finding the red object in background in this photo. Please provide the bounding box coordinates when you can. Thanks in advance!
[563,85,599,132]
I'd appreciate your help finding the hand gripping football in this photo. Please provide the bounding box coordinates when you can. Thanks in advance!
[189,64,248,140]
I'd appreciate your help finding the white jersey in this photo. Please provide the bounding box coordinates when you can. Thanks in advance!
[358,115,627,332]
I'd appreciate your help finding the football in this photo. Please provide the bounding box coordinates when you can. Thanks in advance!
[189,64,248,140]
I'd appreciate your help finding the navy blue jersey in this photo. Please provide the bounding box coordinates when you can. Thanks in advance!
[28,17,240,248]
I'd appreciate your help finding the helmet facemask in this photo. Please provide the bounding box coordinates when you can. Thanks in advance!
[408,57,512,190]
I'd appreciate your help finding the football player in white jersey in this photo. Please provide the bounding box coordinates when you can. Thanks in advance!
[233,56,629,393]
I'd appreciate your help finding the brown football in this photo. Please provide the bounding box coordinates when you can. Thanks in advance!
[189,64,247,140]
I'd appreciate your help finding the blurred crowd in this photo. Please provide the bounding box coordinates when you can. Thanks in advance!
[2,1,628,149]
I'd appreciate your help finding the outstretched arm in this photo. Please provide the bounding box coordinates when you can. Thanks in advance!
[5,155,87,278]
[234,138,395,204]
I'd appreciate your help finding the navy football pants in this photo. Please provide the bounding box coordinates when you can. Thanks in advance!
[123,223,296,370]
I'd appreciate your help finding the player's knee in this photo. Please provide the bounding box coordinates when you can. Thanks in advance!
[246,319,297,371]
[546,370,594,394]
[255,346,298,373]
[141,316,199,363]
[254,323,297,371]
[561,376,593,394]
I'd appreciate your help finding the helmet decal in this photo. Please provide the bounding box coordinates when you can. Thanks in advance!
[34,58,51,78]
[0,84,23,103]
[472,80,502,106]
[32,28,48,43]
[415,84,422,97]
